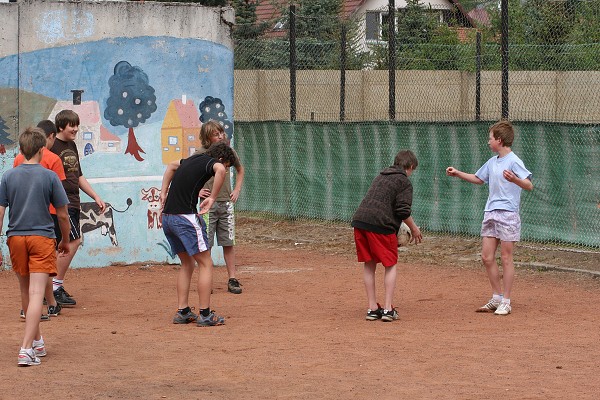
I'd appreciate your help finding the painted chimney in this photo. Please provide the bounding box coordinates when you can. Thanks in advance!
[71,89,84,105]
[182,94,187,105]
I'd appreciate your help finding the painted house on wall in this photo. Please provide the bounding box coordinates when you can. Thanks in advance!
[161,96,201,165]
[49,101,121,156]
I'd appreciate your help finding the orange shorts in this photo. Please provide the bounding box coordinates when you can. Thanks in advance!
[353,228,398,267]
[7,236,57,277]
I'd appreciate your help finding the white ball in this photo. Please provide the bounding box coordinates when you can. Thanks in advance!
[397,222,412,247]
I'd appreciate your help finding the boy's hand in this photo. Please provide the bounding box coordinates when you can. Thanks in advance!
[57,240,70,255]
[503,169,517,182]
[95,198,106,213]
[198,197,215,214]
[199,188,211,199]
[410,226,423,244]
[230,188,240,203]
[446,167,458,176]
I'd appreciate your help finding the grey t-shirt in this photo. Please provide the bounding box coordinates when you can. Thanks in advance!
[0,164,69,238]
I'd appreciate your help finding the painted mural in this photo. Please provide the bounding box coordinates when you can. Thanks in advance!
[0,4,233,267]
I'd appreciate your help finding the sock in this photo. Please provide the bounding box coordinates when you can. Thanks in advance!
[492,294,503,302]
[502,298,511,304]
[52,279,64,291]
[178,306,190,315]
[200,308,211,317]
[33,337,44,347]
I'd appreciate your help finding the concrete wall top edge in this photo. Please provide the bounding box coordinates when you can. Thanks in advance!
[15,0,233,54]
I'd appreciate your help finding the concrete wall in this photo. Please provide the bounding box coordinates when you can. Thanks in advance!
[234,70,600,123]
[0,0,235,267]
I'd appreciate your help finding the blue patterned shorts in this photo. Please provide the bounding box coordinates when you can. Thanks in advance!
[481,210,521,242]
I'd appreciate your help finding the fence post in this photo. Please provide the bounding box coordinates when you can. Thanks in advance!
[289,4,297,122]
[475,31,481,121]
[501,0,509,119]
[340,23,346,122]
[388,0,396,121]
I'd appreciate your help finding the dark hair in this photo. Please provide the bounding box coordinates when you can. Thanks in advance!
[199,120,225,149]
[205,141,237,166]
[19,127,47,160]
[36,120,57,138]
[393,150,418,171]
[55,109,80,131]
[490,119,514,147]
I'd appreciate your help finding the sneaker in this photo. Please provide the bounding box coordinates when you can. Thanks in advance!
[17,349,41,367]
[476,298,500,313]
[197,310,225,327]
[53,286,76,306]
[365,303,384,321]
[227,278,242,294]
[32,340,46,357]
[494,302,512,316]
[172,308,198,324]
[48,304,62,317]
[381,308,399,322]
[20,310,50,321]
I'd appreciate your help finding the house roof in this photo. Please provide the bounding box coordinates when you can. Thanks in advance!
[51,101,101,125]
[172,99,200,128]
[100,125,121,142]
[255,1,474,30]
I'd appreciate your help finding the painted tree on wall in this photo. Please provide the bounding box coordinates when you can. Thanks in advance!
[0,115,13,146]
[199,96,233,140]
[105,61,157,161]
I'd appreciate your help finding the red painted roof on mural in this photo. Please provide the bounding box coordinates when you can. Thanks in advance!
[172,99,200,128]
[100,125,120,142]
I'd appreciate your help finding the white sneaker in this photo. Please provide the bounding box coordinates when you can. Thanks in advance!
[33,340,47,357]
[494,302,512,315]
[17,348,41,367]
[476,298,500,312]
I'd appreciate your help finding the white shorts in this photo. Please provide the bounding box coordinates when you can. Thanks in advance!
[481,210,521,242]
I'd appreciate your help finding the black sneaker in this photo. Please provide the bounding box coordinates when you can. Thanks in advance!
[366,303,384,321]
[381,308,399,322]
[20,310,50,321]
[48,303,62,317]
[53,287,76,306]
[227,278,242,294]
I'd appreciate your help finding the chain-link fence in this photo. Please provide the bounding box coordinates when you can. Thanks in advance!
[232,0,600,250]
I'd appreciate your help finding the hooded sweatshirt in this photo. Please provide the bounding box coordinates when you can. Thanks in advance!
[351,166,413,235]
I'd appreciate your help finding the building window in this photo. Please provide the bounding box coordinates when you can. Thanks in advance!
[163,147,169,151]
[108,142,114,147]
[168,136,178,145]
[83,132,93,140]
[188,135,195,141]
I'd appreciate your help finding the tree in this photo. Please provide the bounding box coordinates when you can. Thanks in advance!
[104,61,157,162]
[0,115,13,145]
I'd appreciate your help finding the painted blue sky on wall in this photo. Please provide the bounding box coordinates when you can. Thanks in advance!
[0,36,233,134]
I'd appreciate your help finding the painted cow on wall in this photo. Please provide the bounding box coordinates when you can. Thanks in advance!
[80,198,132,246]
[141,187,162,229]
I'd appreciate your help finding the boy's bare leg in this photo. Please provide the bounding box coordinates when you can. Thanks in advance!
[18,274,30,313]
[175,252,195,309]
[56,238,81,280]
[500,241,516,299]
[223,245,236,279]
[383,264,398,311]
[19,273,46,348]
[45,277,57,307]
[363,261,378,310]
[481,237,502,295]
[194,250,214,309]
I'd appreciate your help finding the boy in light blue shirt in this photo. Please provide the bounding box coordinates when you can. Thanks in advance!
[446,120,533,316]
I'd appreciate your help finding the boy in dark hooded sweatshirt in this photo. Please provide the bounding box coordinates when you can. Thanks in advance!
[351,150,422,322]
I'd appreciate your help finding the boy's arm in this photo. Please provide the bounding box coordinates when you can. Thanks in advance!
[503,170,533,191]
[79,176,106,212]
[0,205,5,233]
[160,160,181,207]
[230,164,245,202]
[446,167,484,185]
[55,205,71,255]
[403,216,423,244]
[198,163,226,214]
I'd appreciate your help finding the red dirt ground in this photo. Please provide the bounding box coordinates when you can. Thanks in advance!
[0,217,599,399]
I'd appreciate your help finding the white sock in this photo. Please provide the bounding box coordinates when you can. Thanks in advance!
[502,298,511,304]
[52,279,64,291]
[492,294,503,301]
[33,337,44,347]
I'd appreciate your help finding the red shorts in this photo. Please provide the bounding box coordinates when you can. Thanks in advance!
[353,228,398,267]
[8,236,57,277]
